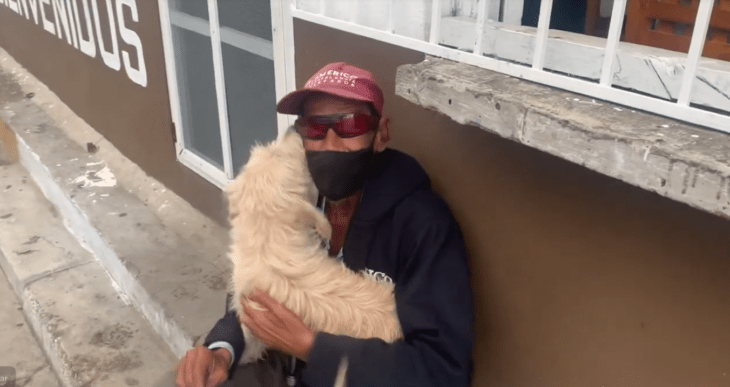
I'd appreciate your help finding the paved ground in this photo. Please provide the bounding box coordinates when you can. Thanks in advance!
[0,152,182,387]
[0,45,226,387]
[0,264,61,387]
[0,46,231,360]
[0,123,58,387]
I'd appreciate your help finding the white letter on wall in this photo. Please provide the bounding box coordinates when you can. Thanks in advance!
[71,0,95,57]
[26,0,40,25]
[90,0,120,71]
[7,0,20,14]
[40,0,56,35]
[52,0,75,46]
[8,0,22,15]
[116,0,146,87]
[64,0,79,48]
[16,0,32,20]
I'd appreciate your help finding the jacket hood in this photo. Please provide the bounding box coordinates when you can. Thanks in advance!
[356,148,430,223]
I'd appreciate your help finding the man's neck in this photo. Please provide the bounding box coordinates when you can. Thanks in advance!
[325,191,362,256]
[326,191,362,216]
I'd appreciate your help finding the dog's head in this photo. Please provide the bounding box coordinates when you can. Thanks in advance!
[226,129,318,223]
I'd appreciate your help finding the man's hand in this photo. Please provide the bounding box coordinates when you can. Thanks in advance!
[175,346,231,387]
[241,289,316,361]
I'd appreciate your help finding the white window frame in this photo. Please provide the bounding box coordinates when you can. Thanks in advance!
[157,0,296,190]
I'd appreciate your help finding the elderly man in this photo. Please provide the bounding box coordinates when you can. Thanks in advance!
[176,63,474,387]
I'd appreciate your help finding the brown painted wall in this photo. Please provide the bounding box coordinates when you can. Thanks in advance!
[294,19,730,387]
[0,0,228,225]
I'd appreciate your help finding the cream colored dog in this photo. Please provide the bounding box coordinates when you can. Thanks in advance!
[225,129,402,372]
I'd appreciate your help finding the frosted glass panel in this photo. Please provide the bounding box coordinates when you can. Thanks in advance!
[222,45,277,174]
[172,25,224,168]
[169,0,209,20]
[218,0,273,41]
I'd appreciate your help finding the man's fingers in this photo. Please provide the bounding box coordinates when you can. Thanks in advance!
[241,294,268,313]
[186,348,209,387]
[250,288,279,309]
[205,355,228,387]
[240,303,253,325]
[176,349,198,387]
[242,306,265,331]
[251,290,299,321]
[175,357,187,386]
[241,307,264,335]
[174,346,229,387]
[206,365,228,387]
[174,355,182,374]
[243,301,268,321]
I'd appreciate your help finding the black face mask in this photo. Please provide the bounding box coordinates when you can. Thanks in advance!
[305,147,376,202]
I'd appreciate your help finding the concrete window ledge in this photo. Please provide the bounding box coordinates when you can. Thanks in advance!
[396,56,730,220]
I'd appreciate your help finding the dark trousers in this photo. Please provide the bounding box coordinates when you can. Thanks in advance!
[221,351,289,387]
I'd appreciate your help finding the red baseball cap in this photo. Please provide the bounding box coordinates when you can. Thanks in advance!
[276,62,384,116]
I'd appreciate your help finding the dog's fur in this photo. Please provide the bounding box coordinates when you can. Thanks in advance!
[226,129,402,368]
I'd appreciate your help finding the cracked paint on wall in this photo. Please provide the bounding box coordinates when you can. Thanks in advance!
[70,166,117,188]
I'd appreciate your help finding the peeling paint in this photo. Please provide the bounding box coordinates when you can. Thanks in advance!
[70,167,116,188]
[643,146,652,162]
[716,177,725,201]
[681,167,692,195]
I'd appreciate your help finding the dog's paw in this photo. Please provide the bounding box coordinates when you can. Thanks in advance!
[315,214,333,241]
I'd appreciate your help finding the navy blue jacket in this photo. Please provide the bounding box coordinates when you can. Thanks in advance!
[204,148,474,386]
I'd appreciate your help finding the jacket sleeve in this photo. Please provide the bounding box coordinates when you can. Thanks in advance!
[300,218,474,387]
[203,293,246,380]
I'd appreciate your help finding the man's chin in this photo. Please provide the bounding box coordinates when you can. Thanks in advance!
[324,191,362,205]
[325,196,347,204]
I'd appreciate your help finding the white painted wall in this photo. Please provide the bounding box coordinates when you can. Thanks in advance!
[295,0,517,41]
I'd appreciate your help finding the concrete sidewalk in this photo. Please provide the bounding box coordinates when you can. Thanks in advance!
[0,48,234,386]
[0,250,61,387]
[0,158,180,386]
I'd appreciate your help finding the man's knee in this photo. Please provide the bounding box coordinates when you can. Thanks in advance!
[221,351,288,387]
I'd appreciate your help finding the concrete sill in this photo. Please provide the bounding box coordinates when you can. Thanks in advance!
[396,56,730,220]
